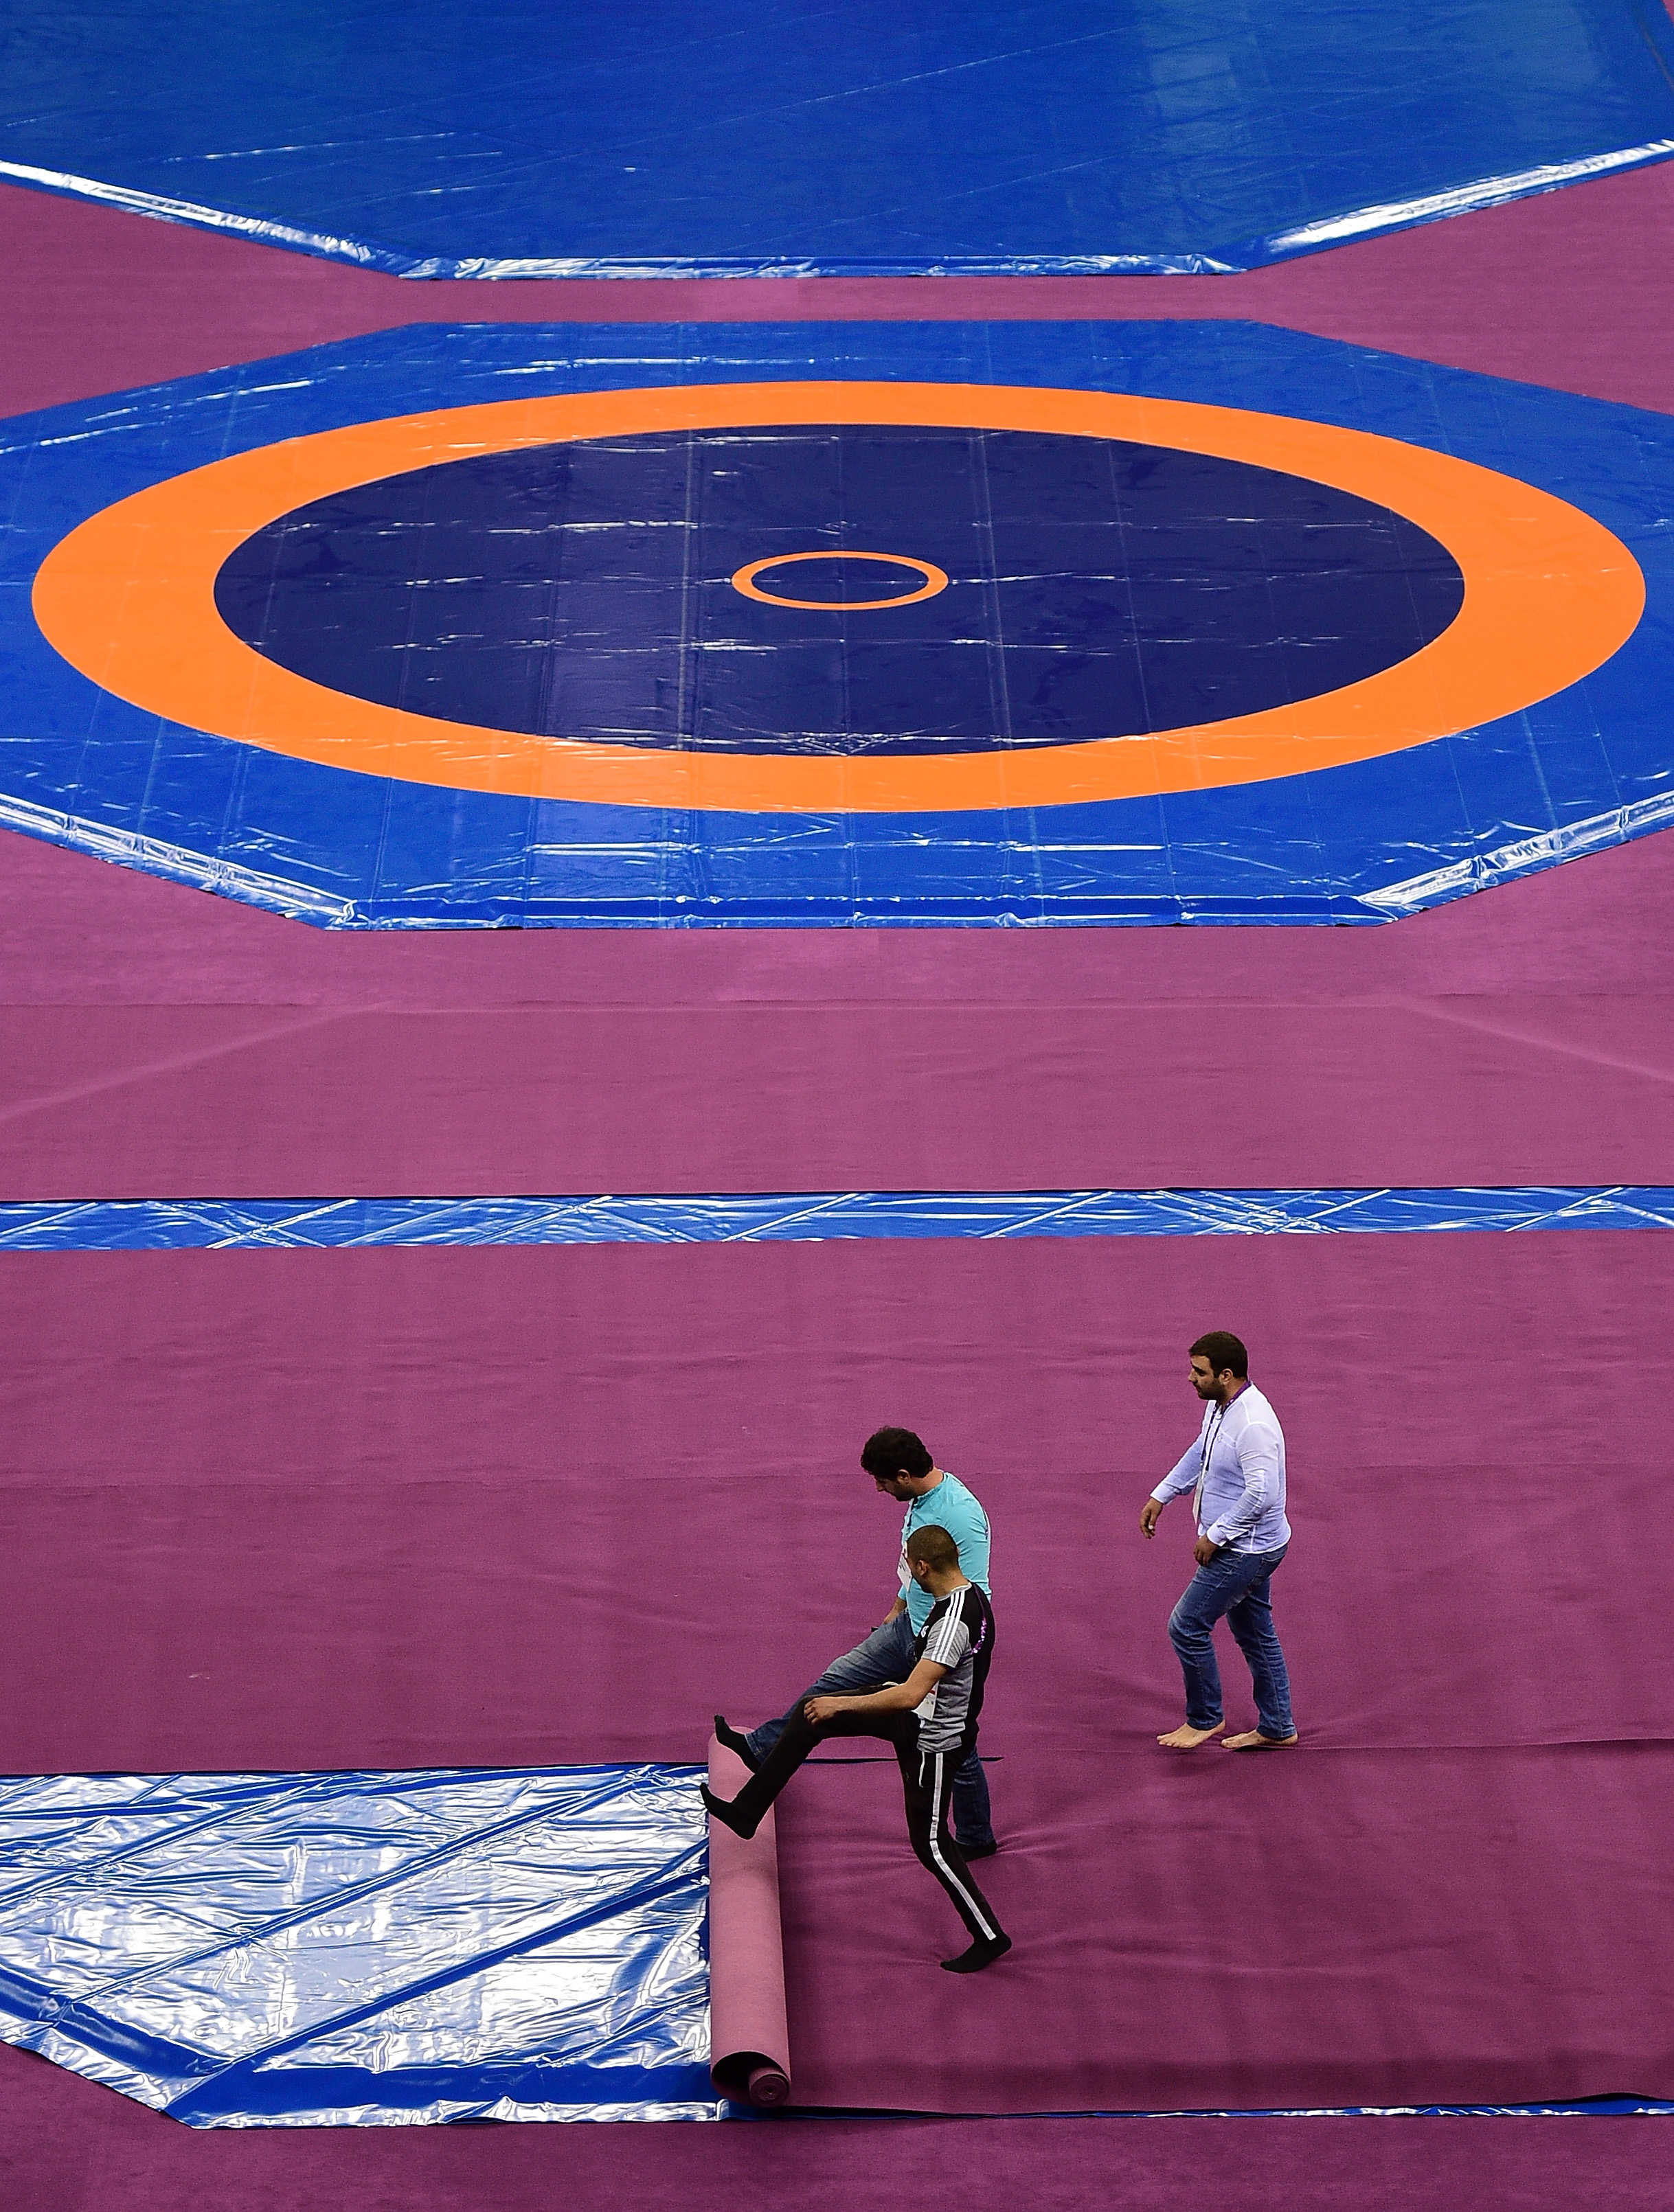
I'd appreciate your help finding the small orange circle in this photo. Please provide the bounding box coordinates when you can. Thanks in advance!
[732,550,950,611]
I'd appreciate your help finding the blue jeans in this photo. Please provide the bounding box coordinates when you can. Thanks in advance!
[746,1613,995,1847]
[1168,1542,1294,1740]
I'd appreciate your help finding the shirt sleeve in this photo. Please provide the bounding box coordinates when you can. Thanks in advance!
[1203,1414,1282,1547]
[951,1492,991,1595]
[1151,1439,1202,1504]
[924,1611,971,1670]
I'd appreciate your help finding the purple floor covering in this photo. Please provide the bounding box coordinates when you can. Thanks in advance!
[4,2044,1669,2212]
[8,125,1674,2200]
[5,818,1674,1200]
[4,1229,1671,2117]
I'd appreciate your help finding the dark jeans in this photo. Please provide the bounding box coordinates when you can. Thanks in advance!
[726,1704,1004,1944]
[745,1612,995,1847]
[1168,1542,1295,1739]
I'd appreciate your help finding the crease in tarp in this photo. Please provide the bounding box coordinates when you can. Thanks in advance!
[0,159,403,273]
[1394,1000,1674,1091]
[0,1010,352,1132]
[0,1766,717,2126]
[0,786,360,927]
[3,0,1674,276]
[1244,134,1674,264]
[1361,785,1674,917]
[3,1187,1674,1251]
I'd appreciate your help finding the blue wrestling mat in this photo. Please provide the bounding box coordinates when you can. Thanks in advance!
[3,1189,1674,1250]
[3,0,1674,274]
[0,1766,712,2126]
[5,319,1673,927]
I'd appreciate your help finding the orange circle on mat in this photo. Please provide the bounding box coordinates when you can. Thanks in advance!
[732,550,950,610]
[31,381,1645,815]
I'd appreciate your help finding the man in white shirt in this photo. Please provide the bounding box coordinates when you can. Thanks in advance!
[1140,1330,1298,1751]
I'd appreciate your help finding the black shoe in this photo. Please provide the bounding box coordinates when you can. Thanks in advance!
[941,1932,1012,1974]
[959,1839,998,1860]
[713,1714,762,1774]
[701,1782,760,1840]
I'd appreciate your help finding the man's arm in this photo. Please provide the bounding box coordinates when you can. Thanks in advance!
[1140,1441,1201,1537]
[883,1596,909,1622]
[1201,1418,1281,1549]
[806,1657,948,1724]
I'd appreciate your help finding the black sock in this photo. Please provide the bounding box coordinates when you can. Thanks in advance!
[712,1714,761,1773]
[940,1932,1012,1973]
[700,1782,760,1840]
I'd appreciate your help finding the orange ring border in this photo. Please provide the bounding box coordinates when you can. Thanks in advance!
[732,549,950,610]
[30,380,1645,815]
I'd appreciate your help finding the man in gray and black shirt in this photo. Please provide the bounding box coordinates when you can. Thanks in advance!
[704,1523,1010,1974]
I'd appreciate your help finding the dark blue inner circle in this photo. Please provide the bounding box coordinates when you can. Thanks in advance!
[214,423,1465,757]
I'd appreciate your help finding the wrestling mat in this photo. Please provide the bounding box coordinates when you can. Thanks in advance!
[3,320,1669,925]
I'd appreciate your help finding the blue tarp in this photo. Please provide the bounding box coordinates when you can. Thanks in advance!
[2,1,1674,274]
[5,320,1674,929]
[1,1188,1672,1250]
[0,1766,715,2126]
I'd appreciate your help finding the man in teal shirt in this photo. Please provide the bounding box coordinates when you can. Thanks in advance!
[716,1426,997,1854]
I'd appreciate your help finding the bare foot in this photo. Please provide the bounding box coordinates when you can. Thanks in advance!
[1223,1730,1299,1751]
[1156,1720,1225,1750]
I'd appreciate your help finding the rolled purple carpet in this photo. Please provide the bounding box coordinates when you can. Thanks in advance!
[705,1738,791,2107]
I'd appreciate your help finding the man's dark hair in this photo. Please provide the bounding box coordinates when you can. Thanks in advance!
[905,1523,958,1571]
[1190,1330,1249,1379]
[861,1426,934,1481]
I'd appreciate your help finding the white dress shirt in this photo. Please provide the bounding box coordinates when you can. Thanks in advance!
[1151,1383,1291,1554]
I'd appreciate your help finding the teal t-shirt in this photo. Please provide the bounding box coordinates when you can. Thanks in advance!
[898,1472,992,1631]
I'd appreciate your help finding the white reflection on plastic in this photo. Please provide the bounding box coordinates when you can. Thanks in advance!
[0,1765,717,2127]
[0,1186,1673,1251]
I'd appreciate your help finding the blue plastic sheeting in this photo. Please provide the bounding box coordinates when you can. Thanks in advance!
[6,320,1674,928]
[0,1766,714,2127]
[2,1,1674,275]
[2,1188,1672,1251]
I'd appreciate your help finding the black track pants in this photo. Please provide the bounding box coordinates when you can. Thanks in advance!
[723,1707,1004,1945]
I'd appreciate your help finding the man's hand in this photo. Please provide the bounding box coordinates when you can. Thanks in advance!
[883,1597,908,1623]
[804,1695,846,1724]
[1193,1533,1221,1565]
[1140,1498,1163,1538]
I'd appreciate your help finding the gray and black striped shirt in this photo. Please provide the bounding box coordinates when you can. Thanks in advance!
[911,1584,995,1752]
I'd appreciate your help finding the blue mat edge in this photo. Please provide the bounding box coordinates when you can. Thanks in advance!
[5,134,1674,278]
[3,1188,1673,1250]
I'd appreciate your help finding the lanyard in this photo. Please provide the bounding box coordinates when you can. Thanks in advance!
[1192,1405,1228,1528]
